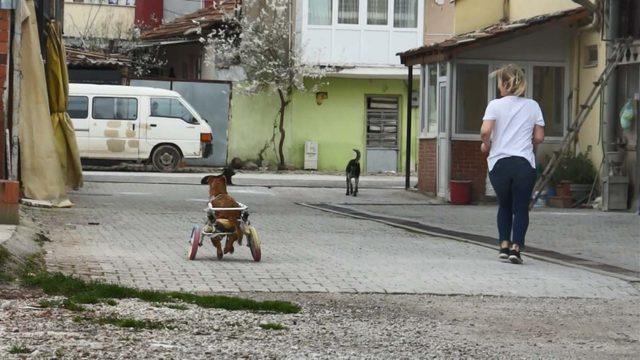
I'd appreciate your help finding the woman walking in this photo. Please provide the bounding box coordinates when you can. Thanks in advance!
[480,64,545,264]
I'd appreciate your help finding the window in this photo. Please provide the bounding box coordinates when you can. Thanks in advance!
[456,63,488,134]
[584,45,598,68]
[533,66,564,137]
[394,0,417,28]
[92,97,137,120]
[309,0,332,25]
[68,96,88,119]
[150,98,196,123]
[338,0,359,24]
[367,0,388,25]
[426,65,438,134]
[367,97,399,149]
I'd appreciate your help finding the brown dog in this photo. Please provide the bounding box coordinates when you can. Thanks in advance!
[200,174,243,259]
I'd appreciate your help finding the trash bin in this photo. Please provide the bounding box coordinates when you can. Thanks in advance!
[450,180,472,205]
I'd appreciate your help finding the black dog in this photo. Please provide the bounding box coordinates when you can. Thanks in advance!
[345,149,361,196]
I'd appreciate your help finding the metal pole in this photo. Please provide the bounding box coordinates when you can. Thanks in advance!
[9,0,22,181]
[405,65,413,190]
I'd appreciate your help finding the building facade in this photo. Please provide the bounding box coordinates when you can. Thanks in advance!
[141,0,424,172]
[401,0,639,210]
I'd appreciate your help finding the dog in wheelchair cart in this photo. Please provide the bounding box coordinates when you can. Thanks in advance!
[200,174,244,259]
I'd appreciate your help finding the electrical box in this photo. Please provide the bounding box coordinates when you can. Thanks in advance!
[304,141,318,170]
[0,0,16,9]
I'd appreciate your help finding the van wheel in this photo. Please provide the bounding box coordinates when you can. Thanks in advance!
[152,145,181,172]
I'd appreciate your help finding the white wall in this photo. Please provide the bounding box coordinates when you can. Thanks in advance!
[64,2,136,39]
[297,0,424,66]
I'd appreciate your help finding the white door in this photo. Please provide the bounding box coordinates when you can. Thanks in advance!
[68,95,89,155]
[145,97,201,158]
[87,96,141,159]
[436,67,451,199]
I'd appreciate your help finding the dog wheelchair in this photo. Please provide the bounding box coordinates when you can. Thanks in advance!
[188,202,261,262]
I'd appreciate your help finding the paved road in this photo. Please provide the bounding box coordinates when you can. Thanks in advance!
[28,178,638,299]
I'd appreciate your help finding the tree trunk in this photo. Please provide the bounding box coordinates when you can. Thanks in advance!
[277,89,289,170]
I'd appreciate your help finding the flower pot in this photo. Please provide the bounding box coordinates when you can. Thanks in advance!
[570,183,591,204]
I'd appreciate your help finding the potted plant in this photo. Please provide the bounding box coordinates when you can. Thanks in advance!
[550,152,597,205]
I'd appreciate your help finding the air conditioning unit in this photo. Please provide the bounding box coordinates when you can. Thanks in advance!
[304,141,318,170]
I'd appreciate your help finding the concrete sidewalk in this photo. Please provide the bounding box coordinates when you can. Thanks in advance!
[328,203,640,276]
[82,170,418,189]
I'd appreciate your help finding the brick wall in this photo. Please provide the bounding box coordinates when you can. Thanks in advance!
[0,10,8,179]
[418,138,437,195]
[450,140,488,202]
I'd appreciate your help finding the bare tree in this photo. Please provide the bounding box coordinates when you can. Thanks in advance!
[209,0,326,169]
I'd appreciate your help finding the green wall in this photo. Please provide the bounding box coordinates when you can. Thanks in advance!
[227,77,419,172]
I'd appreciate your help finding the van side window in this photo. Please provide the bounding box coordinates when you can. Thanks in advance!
[150,98,197,124]
[68,96,88,119]
[92,97,138,120]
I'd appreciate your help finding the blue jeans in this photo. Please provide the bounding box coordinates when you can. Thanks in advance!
[488,156,537,247]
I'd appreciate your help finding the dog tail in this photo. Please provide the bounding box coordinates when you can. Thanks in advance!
[353,149,361,161]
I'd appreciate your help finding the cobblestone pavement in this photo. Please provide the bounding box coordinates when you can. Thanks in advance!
[26,180,638,299]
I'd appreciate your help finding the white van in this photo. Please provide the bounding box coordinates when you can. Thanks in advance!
[68,84,213,172]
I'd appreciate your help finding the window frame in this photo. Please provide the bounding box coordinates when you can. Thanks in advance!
[337,0,360,25]
[149,97,199,124]
[68,95,89,119]
[392,0,419,29]
[91,96,138,121]
[450,59,568,142]
[366,0,389,26]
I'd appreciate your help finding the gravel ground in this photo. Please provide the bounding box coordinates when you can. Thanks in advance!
[1,286,638,359]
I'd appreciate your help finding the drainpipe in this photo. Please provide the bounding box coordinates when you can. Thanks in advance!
[603,0,620,155]
[501,0,509,22]
[405,66,413,190]
[9,0,22,181]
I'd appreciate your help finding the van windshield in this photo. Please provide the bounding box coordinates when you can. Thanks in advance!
[150,98,197,124]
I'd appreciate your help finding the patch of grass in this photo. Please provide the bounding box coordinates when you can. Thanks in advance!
[23,271,300,314]
[8,345,32,354]
[259,322,287,331]
[154,303,188,311]
[75,315,170,330]
[38,299,86,312]
[0,246,12,283]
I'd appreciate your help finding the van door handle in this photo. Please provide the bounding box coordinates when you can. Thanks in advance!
[132,124,136,131]
[150,124,157,127]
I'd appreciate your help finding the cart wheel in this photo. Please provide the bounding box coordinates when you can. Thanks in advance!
[246,226,261,262]
[188,226,201,260]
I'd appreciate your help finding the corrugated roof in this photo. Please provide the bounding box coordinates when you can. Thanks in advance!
[141,0,242,41]
[66,47,130,68]
[399,7,589,65]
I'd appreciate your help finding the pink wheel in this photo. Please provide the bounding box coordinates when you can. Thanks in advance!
[246,226,261,262]
[188,226,201,260]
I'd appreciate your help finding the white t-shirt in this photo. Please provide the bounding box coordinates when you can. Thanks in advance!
[483,96,544,171]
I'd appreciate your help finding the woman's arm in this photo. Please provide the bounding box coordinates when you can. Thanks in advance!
[480,120,495,154]
[533,125,545,147]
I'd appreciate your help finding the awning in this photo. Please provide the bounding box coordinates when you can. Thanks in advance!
[398,7,589,66]
[141,0,242,41]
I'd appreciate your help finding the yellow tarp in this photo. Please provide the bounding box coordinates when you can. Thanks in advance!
[45,22,83,190]
[15,0,82,207]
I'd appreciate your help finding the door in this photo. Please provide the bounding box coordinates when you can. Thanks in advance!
[436,70,450,199]
[68,95,90,155]
[366,96,399,172]
[146,97,201,158]
[172,81,230,166]
[87,96,140,159]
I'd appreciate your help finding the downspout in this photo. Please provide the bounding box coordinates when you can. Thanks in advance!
[2,9,11,179]
[405,65,413,190]
[501,0,509,22]
[9,0,22,181]
[571,0,601,152]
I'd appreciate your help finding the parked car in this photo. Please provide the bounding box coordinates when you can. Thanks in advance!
[68,84,213,172]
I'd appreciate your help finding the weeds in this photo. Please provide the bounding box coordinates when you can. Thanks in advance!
[259,322,287,330]
[8,345,32,354]
[153,302,188,311]
[74,315,170,330]
[23,271,300,314]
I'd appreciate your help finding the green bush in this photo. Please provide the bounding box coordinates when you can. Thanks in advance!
[551,153,597,185]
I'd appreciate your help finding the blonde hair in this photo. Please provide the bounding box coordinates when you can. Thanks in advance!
[492,64,526,97]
